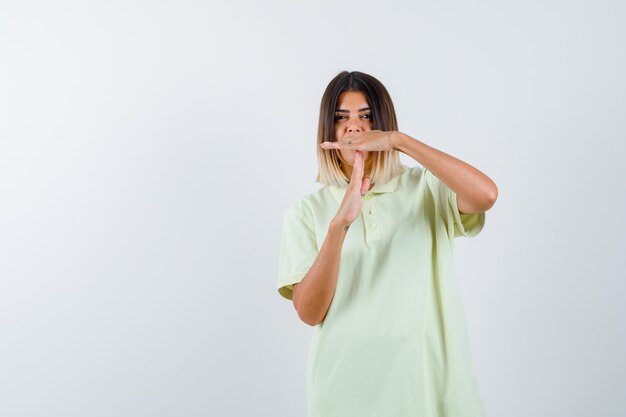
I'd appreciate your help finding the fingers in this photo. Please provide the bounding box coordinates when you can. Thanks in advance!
[320,130,390,151]
[320,141,356,150]
[320,133,360,150]
[349,151,364,189]
[360,176,371,196]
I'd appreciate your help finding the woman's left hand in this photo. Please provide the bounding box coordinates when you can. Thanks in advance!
[320,130,395,152]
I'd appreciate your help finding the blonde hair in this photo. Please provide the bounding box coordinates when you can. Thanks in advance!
[315,71,403,186]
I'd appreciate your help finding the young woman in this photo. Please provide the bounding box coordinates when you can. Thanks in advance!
[277,71,497,417]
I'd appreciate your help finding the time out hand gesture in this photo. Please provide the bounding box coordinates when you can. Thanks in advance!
[320,130,394,152]
[333,151,371,229]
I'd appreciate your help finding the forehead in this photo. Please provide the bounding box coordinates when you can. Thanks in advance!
[336,91,369,110]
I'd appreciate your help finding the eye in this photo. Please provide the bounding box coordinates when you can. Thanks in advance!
[362,114,373,120]
[334,115,347,121]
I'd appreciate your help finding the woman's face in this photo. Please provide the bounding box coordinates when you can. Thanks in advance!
[334,90,374,168]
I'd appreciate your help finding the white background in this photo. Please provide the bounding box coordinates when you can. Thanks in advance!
[1,1,625,416]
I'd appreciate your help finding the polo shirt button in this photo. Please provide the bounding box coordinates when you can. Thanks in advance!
[370,223,378,229]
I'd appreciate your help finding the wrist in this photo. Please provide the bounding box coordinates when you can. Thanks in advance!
[390,131,406,151]
[329,217,351,234]
[391,131,418,153]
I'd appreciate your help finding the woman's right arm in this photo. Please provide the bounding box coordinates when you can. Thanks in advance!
[291,219,347,326]
[292,151,370,326]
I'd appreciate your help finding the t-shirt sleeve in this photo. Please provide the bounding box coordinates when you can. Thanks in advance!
[423,168,485,238]
[277,200,319,300]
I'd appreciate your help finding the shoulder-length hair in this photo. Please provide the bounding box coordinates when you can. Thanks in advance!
[316,71,403,186]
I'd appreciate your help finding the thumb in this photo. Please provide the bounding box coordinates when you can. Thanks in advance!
[360,176,371,196]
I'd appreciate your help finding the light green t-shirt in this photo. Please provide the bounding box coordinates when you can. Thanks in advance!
[277,165,486,417]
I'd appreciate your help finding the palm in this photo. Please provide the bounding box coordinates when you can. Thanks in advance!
[357,130,389,151]
[341,187,365,223]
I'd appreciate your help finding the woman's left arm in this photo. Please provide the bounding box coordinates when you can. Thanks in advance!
[321,130,498,214]
[392,132,498,214]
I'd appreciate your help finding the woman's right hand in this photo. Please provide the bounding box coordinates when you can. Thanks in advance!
[332,150,371,229]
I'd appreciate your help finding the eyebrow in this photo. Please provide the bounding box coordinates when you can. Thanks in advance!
[335,106,371,113]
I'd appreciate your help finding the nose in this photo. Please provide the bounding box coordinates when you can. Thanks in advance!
[346,117,364,133]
